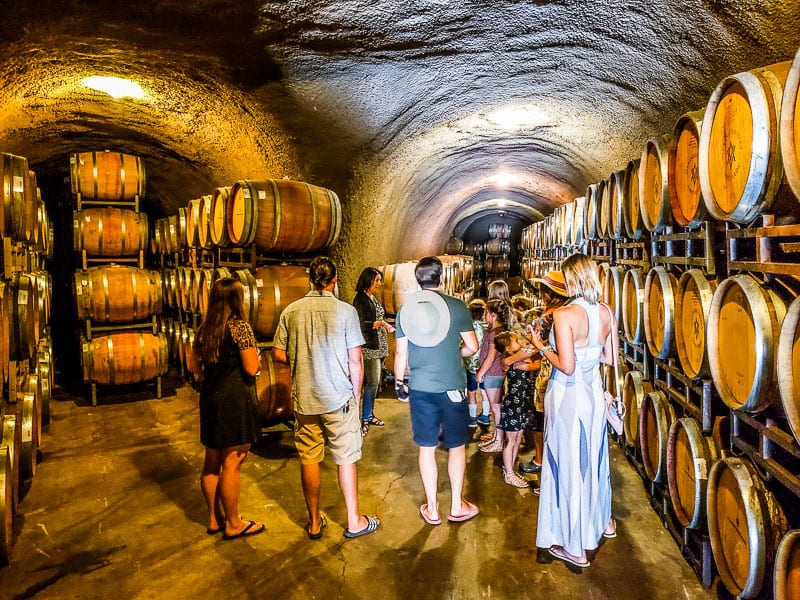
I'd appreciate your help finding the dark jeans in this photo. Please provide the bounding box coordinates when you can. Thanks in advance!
[361,357,382,420]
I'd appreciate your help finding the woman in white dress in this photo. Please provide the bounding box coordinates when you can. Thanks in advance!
[527,253,618,568]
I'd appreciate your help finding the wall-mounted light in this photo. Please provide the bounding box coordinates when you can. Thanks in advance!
[82,76,147,99]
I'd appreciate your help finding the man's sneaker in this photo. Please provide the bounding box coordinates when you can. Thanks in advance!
[477,415,491,426]
[468,417,478,429]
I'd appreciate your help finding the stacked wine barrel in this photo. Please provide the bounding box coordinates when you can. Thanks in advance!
[0,151,54,565]
[520,49,800,599]
[70,151,168,403]
[153,178,343,424]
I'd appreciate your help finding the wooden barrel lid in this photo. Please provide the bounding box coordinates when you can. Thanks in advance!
[669,110,706,228]
[675,269,717,379]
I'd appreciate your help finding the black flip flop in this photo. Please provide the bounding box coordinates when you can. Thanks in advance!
[222,520,265,541]
[306,515,327,540]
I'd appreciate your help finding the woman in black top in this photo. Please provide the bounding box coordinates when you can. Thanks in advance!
[192,277,265,540]
[352,267,395,436]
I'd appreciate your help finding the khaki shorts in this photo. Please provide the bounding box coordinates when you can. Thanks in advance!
[294,397,363,465]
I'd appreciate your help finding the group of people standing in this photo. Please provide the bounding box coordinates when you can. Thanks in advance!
[189,250,619,569]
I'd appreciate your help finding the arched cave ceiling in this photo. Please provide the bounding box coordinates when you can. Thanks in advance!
[1,0,800,289]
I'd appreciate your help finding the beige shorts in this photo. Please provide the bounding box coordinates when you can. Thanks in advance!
[294,397,363,465]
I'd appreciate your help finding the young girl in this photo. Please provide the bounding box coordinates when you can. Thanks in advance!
[494,331,538,489]
[476,299,511,452]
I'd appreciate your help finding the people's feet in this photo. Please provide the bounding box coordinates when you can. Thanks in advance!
[447,500,479,523]
[548,545,589,568]
[479,439,503,453]
[306,514,328,540]
[222,520,266,540]
[343,515,381,538]
[468,417,478,429]
[477,414,491,426]
[479,430,495,442]
[361,420,370,437]
[519,460,542,474]
[367,415,385,427]
[502,468,530,488]
[603,517,617,538]
[419,503,442,526]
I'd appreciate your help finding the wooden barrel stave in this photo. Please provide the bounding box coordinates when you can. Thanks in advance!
[639,390,675,483]
[378,262,420,316]
[774,529,800,600]
[73,208,148,257]
[621,267,645,344]
[667,417,717,529]
[675,269,717,379]
[639,134,673,233]
[73,265,162,323]
[209,187,231,247]
[643,266,678,359]
[669,109,707,228]
[255,351,293,422]
[623,159,644,239]
[777,295,800,444]
[623,370,652,447]
[252,265,310,339]
[81,332,169,385]
[69,150,145,201]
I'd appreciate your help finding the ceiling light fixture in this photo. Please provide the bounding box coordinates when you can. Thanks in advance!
[82,76,147,99]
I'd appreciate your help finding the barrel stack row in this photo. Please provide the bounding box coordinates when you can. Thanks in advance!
[518,48,800,599]
[154,178,343,425]
[446,223,512,291]
[0,151,55,566]
[70,151,169,404]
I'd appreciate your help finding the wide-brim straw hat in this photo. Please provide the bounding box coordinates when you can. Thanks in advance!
[399,290,450,347]
[531,270,568,297]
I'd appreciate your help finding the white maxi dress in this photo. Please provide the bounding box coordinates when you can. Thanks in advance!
[535,299,612,557]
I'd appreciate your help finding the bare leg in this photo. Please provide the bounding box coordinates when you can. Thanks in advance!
[338,462,368,532]
[447,445,468,517]
[301,462,323,533]
[220,445,254,535]
[418,446,439,520]
[200,447,224,531]
[503,431,523,473]
[486,387,505,445]
[533,430,543,466]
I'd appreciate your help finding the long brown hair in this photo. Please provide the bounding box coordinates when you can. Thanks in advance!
[194,277,246,362]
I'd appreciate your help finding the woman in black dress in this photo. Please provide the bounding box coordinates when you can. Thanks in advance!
[192,277,265,540]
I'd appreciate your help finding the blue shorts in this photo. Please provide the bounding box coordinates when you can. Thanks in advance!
[466,372,485,393]
[483,375,505,389]
[409,389,470,449]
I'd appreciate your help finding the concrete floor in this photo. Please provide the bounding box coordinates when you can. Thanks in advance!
[0,376,718,600]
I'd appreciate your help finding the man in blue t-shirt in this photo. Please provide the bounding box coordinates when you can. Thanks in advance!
[394,256,480,526]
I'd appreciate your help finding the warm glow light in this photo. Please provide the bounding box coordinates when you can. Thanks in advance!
[486,105,545,131]
[488,172,518,188]
[82,77,147,99]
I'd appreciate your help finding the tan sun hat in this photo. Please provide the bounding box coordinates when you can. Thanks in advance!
[398,290,451,347]
[531,270,568,297]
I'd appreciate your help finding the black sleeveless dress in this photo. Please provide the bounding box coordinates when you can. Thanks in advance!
[199,318,260,448]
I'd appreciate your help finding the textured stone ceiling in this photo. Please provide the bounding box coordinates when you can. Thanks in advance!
[1,0,800,283]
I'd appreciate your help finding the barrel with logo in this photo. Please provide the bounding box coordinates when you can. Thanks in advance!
[644,266,678,359]
[0,445,11,565]
[9,273,39,362]
[250,265,310,339]
[16,390,37,480]
[774,530,800,600]
[781,48,800,203]
[639,390,676,483]
[584,182,601,239]
[69,150,145,201]
[74,208,148,257]
[667,417,718,530]
[708,274,786,413]
[675,269,717,379]
[640,134,673,232]
[209,187,232,247]
[708,456,788,599]
[669,110,707,229]
[0,152,28,241]
[255,351,293,422]
[623,159,644,239]
[74,265,162,323]
[621,268,645,344]
[602,266,624,326]
[378,262,419,316]
[623,370,652,448]
[700,61,797,224]
[81,332,169,385]
[37,340,53,426]
[227,179,341,253]
[778,295,800,445]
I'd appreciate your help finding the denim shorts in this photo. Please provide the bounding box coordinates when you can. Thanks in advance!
[483,375,505,389]
[409,389,470,449]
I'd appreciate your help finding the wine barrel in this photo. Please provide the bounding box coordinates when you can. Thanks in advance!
[643,266,678,359]
[485,239,511,255]
[34,199,49,253]
[9,273,38,362]
[781,48,800,203]
[22,170,38,244]
[608,170,627,239]
[584,182,601,239]
[621,268,645,344]
[775,530,800,600]
[185,198,202,248]
[603,360,628,401]
[73,208,148,257]
[623,370,652,448]
[485,255,510,275]
[708,456,788,599]
[69,150,145,201]
[598,177,612,238]
[1,416,18,514]
[709,274,786,412]
[378,262,419,316]
[0,152,28,241]
[640,134,673,232]
[777,295,800,444]
[559,201,574,246]
[209,187,232,247]
[251,265,310,338]
[25,373,42,455]
[17,391,36,480]
[464,241,482,257]
[0,446,11,565]
[597,262,610,300]
[623,159,644,240]
[667,417,717,529]
[255,351,292,422]
[669,110,707,229]
[570,196,586,245]
[81,332,169,385]
[37,343,52,426]
[445,236,464,254]
[639,390,676,483]
[602,266,624,326]
[180,325,196,377]
[227,179,341,253]
[675,269,717,379]
[74,265,162,323]
[175,207,187,251]
[701,61,797,224]
[198,195,214,249]
[0,282,10,384]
